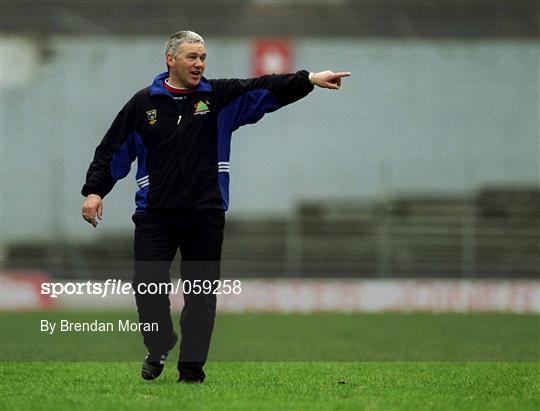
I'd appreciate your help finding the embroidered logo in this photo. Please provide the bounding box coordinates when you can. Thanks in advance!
[194,100,210,115]
[146,109,157,125]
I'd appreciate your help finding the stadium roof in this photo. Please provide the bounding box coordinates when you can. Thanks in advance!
[2,0,539,38]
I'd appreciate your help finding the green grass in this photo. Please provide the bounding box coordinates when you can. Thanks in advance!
[1,312,539,409]
[1,362,538,410]
[2,312,539,361]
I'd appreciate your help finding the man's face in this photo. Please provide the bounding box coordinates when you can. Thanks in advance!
[166,42,207,89]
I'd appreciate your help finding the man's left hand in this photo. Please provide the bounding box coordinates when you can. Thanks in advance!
[309,71,351,90]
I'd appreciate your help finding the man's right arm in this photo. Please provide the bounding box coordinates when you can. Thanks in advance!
[81,95,139,227]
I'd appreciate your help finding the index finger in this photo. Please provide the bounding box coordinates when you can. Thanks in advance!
[84,216,97,227]
[82,209,97,227]
[334,72,352,78]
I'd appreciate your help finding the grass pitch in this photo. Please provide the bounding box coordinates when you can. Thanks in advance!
[1,312,539,410]
[1,362,538,410]
[2,312,538,361]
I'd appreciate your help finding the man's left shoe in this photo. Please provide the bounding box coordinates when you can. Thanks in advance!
[177,361,206,383]
[178,378,203,384]
[141,332,178,381]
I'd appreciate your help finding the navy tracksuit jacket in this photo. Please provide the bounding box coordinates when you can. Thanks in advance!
[82,70,314,210]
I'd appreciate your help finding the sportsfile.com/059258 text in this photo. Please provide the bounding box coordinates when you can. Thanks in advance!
[40,279,242,298]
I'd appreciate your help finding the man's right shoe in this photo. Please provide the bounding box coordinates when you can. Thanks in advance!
[141,332,178,381]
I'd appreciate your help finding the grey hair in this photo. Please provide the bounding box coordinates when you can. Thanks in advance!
[165,30,205,57]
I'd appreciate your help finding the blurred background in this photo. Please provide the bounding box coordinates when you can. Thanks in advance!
[1,1,539,318]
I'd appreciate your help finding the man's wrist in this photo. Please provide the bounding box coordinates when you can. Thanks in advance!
[308,72,315,84]
[86,193,102,200]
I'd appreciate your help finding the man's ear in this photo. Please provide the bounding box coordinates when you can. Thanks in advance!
[166,53,175,69]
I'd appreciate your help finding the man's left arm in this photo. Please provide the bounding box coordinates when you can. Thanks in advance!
[214,69,351,130]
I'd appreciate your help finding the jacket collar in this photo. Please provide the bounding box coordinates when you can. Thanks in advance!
[149,71,212,96]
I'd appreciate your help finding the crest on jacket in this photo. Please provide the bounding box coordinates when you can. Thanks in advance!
[194,100,210,115]
[146,109,157,125]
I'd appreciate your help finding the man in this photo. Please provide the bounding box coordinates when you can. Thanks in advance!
[81,30,350,383]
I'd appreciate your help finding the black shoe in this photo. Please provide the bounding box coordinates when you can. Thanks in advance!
[177,361,205,383]
[178,378,203,384]
[141,332,178,381]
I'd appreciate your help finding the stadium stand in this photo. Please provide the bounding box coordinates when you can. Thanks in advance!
[4,187,539,279]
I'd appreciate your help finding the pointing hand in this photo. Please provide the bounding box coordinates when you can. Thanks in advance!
[309,71,351,90]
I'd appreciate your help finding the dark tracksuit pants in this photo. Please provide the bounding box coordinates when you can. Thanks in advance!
[132,209,224,381]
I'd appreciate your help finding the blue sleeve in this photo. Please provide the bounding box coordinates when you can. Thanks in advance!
[81,96,139,198]
[222,88,281,131]
[213,70,314,130]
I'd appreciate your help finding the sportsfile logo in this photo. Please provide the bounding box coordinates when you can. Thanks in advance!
[40,279,241,298]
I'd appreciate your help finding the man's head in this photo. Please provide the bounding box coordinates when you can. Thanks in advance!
[165,30,206,89]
